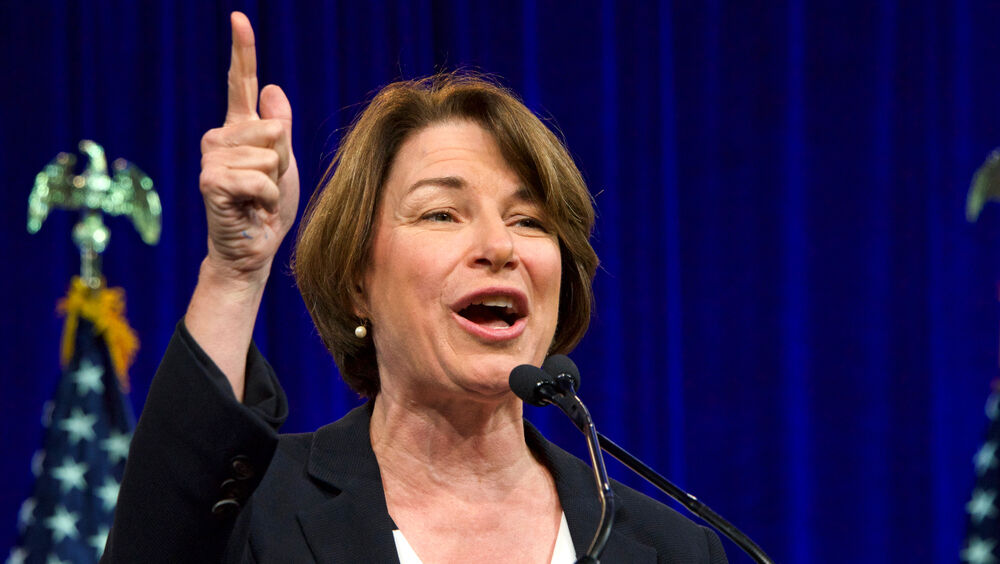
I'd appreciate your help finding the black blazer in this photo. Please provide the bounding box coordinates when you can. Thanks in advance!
[105,323,727,563]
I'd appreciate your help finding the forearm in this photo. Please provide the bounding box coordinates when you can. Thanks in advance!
[185,255,269,401]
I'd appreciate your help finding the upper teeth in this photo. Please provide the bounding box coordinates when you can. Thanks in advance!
[477,297,514,309]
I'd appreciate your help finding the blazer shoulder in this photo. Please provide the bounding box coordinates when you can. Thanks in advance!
[524,421,726,562]
[275,432,313,464]
[612,481,728,563]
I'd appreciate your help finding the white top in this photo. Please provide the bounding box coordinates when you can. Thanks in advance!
[392,511,577,563]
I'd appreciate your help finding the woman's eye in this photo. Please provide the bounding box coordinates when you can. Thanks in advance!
[423,211,455,222]
[514,217,548,232]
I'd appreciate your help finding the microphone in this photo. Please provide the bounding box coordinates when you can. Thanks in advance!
[510,364,615,563]
[508,364,561,407]
[542,354,581,394]
[537,356,775,564]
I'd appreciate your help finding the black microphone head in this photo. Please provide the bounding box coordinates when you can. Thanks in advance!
[509,364,554,407]
[542,354,580,391]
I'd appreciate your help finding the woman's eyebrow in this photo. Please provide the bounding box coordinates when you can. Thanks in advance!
[406,176,466,194]
[511,186,534,202]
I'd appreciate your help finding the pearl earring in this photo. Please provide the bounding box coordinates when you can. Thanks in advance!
[354,324,368,339]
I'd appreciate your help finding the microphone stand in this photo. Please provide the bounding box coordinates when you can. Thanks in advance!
[595,433,774,564]
[542,358,774,563]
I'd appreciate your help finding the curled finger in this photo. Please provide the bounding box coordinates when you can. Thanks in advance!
[201,120,288,175]
[200,166,281,214]
[201,146,281,184]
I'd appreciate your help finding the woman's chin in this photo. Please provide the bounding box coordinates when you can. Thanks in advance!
[458,356,538,394]
[441,370,524,406]
[454,378,520,403]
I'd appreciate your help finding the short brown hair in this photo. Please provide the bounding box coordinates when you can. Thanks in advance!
[293,72,598,398]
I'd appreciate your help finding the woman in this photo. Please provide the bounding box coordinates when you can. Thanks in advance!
[105,12,727,563]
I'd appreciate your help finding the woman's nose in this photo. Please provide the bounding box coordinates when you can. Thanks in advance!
[472,217,518,271]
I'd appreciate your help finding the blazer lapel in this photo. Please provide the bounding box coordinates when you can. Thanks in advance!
[526,423,658,563]
[296,404,401,564]
[290,406,655,563]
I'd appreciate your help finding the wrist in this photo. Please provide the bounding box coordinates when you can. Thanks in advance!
[198,255,271,298]
[186,257,268,336]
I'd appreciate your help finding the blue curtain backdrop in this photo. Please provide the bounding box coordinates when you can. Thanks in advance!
[3,1,1000,562]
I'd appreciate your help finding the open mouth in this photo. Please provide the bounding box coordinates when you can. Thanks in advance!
[455,295,526,329]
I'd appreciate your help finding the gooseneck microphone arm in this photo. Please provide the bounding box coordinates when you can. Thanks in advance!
[550,392,615,563]
[595,433,774,564]
[539,355,775,564]
[509,366,615,564]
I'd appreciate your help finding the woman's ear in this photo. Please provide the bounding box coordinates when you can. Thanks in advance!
[351,282,369,318]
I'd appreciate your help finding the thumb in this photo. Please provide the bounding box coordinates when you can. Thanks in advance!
[259,84,293,138]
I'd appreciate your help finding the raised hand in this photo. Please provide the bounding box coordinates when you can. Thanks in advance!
[198,11,299,282]
[186,12,299,399]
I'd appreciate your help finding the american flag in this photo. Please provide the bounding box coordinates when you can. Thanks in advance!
[8,316,133,563]
[962,381,1000,564]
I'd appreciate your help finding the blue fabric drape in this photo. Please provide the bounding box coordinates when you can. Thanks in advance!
[3,2,1000,562]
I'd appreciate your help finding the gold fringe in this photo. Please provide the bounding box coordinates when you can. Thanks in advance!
[57,277,138,392]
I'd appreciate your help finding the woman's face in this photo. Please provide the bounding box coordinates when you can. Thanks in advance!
[363,120,561,403]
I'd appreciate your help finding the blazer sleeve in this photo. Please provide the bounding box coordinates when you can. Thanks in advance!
[102,320,288,563]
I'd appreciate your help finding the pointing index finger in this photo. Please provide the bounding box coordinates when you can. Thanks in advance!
[226,11,259,125]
